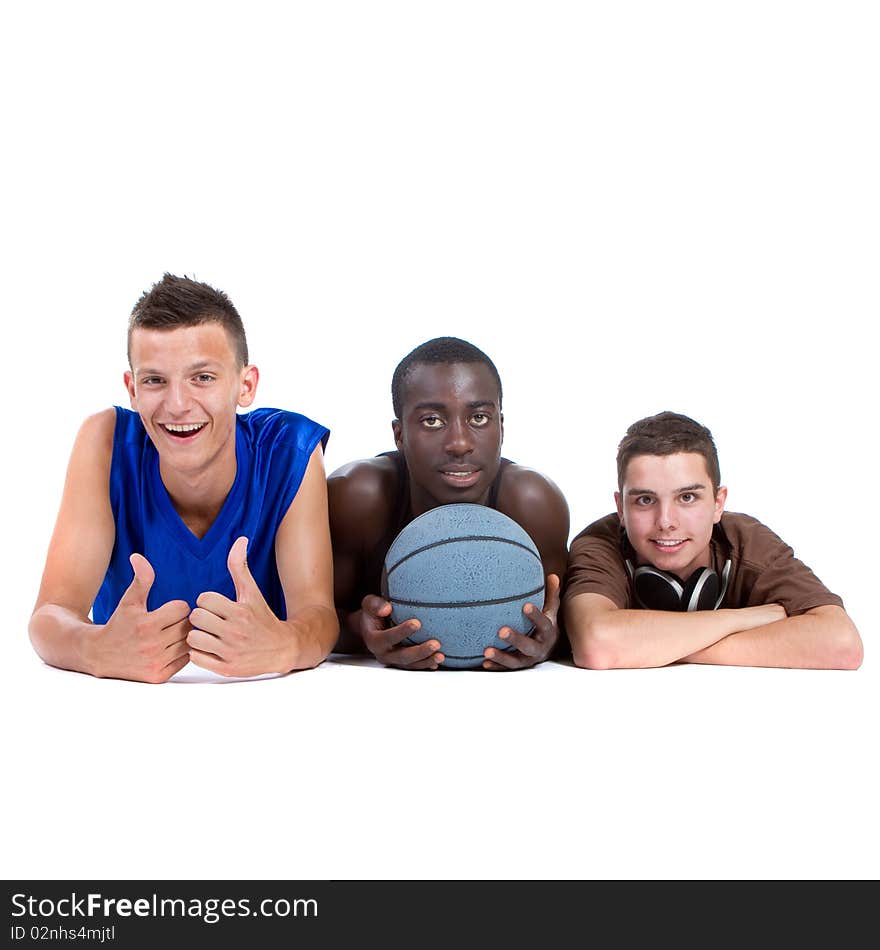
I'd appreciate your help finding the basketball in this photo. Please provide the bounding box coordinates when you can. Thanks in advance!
[382,503,545,669]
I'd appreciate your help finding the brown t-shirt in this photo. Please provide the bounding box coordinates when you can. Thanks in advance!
[564,511,844,616]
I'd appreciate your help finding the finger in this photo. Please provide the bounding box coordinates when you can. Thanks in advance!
[151,598,191,628]
[227,536,258,602]
[482,647,532,671]
[188,648,229,674]
[367,619,425,653]
[361,595,393,619]
[522,601,556,643]
[383,639,444,667]
[187,626,226,655]
[498,625,543,658]
[120,553,155,608]
[542,573,561,621]
[160,619,192,650]
[195,590,237,618]
[482,657,524,672]
[156,654,191,682]
[391,654,443,671]
[189,606,227,637]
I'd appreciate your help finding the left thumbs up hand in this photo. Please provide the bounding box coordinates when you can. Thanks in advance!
[188,537,294,676]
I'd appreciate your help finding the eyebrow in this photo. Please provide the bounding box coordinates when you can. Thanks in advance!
[411,400,496,411]
[138,361,220,375]
[626,483,706,496]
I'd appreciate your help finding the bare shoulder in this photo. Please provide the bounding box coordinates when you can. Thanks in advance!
[498,463,569,523]
[70,408,116,468]
[498,463,570,576]
[327,455,399,550]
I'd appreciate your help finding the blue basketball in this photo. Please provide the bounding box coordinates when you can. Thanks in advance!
[382,503,545,669]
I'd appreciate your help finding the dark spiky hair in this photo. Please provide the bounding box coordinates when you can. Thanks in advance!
[128,273,248,366]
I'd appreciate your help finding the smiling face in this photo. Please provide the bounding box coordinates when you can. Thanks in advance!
[615,452,727,580]
[393,361,503,514]
[124,322,258,483]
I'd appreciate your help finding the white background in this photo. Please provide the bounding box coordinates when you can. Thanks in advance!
[2,1,877,880]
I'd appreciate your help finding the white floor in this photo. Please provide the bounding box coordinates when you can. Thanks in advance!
[4,640,876,880]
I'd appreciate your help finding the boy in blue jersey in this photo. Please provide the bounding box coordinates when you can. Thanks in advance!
[29,274,338,682]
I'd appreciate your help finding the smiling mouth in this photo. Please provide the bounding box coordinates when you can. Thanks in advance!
[438,468,481,487]
[651,539,687,549]
[161,423,207,439]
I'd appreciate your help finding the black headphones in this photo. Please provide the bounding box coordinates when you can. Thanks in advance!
[625,559,732,612]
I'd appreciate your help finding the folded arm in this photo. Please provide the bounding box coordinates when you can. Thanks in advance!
[565,592,788,669]
[682,604,862,669]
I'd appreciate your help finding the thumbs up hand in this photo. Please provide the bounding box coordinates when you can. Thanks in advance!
[226,535,262,604]
[188,537,292,677]
[99,553,192,683]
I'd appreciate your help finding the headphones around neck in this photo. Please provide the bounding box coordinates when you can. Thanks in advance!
[625,559,732,612]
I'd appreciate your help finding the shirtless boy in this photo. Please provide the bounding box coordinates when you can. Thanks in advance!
[329,337,569,671]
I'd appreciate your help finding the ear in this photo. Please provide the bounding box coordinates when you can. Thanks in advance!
[238,364,259,408]
[123,370,137,409]
[392,419,403,450]
[713,485,728,523]
[499,411,504,444]
[614,490,624,521]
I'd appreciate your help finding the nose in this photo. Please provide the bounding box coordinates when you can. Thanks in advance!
[655,500,678,532]
[163,380,191,415]
[443,417,474,457]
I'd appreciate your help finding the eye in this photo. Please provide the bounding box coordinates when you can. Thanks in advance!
[194,374,216,383]
[634,495,654,507]
[421,415,444,429]
[470,412,490,427]
[680,492,698,504]
[140,376,164,386]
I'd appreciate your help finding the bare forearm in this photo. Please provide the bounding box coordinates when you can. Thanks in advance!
[568,599,783,669]
[683,608,863,670]
[286,605,340,669]
[29,605,101,676]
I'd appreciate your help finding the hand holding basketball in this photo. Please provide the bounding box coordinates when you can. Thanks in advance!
[97,553,191,683]
[483,573,561,671]
[359,595,445,670]
[188,537,295,676]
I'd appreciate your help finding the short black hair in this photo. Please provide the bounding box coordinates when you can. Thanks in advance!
[128,273,248,366]
[391,337,503,419]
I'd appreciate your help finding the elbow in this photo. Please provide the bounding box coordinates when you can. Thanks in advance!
[27,607,49,661]
[833,626,863,671]
[571,620,622,670]
[810,614,863,670]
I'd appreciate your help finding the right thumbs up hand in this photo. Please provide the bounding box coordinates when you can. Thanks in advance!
[98,554,192,683]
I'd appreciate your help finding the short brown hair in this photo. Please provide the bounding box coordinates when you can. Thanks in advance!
[617,411,721,493]
[128,274,248,366]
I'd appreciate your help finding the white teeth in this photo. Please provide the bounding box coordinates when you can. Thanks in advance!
[654,540,683,546]
[163,423,206,433]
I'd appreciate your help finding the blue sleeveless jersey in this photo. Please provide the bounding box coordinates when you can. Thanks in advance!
[93,407,330,624]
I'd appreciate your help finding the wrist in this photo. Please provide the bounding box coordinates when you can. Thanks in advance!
[78,622,106,678]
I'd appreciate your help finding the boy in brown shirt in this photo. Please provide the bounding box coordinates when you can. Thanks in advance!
[563,412,862,670]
